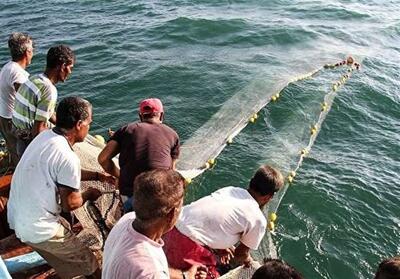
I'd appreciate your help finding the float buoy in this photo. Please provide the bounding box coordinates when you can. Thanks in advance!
[94,135,105,145]
[269,212,277,222]
[267,221,275,231]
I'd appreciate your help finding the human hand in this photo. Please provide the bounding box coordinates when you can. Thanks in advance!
[187,264,207,279]
[108,128,114,137]
[215,247,235,265]
[97,172,117,186]
[242,254,253,268]
[82,188,102,202]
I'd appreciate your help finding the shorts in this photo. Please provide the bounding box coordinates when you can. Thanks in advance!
[163,227,219,278]
[27,218,99,279]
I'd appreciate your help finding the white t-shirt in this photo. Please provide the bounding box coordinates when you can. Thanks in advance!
[102,212,170,279]
[176,187,266,250]
[7,129,81,243]
[0,61,29,119]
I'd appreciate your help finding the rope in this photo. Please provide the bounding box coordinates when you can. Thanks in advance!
[218,57,361,279]
[184,58,360,185]
[266,57,361,232]
[86,201,109,250]
[86,190,119,250]
[181,68,326,183]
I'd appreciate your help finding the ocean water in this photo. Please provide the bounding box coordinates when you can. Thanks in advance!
[1,1,399,278]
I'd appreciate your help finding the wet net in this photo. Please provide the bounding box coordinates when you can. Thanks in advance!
[179,59,361,278]
[72,135,123,254]
[176,60,326,179]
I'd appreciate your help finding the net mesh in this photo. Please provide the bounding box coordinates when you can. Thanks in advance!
[72,135,123,253]
[176,60,326,179]
[178,60,360,278]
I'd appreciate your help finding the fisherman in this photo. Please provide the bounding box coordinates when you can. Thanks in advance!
[163,165,284,278]
[0,32,34,167]
[102,169,207,279]
[7,97,115,279]
[98,98,180,212]
[251,259,303,279]
[11,44,75,157]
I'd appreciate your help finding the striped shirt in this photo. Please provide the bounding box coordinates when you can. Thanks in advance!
[12,74,57,131]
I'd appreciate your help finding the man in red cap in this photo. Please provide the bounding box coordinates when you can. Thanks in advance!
[98,98,180,212]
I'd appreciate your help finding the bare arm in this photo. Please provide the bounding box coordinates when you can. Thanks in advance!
[81,169,99,181]
[234,242,252,266]
[169,268,183,279]
[59,186,83,212]
[98,140,120,178]
[172,158,178,170]
[81,169,117,185]
[59,185,102,212]
[32,120,48,137]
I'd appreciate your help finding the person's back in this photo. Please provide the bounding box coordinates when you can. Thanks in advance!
[164,165,284,278]
[102,169,200,279]
[103,212,169,278]
[116,121,179,196]
[0,61,29,119]
[98,98,180,203]
[0,32,33,167]
[176,186,266,250]
[0,32,32,119]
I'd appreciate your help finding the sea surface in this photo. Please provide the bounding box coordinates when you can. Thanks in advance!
[1,1,399,278]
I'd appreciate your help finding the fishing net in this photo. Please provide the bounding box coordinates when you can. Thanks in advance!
[176,60,326,180]
[72,135,123,255]
[178,59,361,278]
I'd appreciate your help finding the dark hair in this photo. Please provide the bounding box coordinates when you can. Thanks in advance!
[141,112,161,119]
[249,165,284,196]
[375,256,400,279]
[46,45,75,69]
[56,97,92,129]
[252,259,303,279]
[133,170,185,221]
[140,112,164,123]
[8,32,33,61]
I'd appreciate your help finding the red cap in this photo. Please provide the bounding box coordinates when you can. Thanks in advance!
[139,98,164,114]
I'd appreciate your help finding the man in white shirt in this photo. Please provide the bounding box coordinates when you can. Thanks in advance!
[8,96,115,279]
[0,32,33,167]
[102,169,207,279]
[163,165,284,278]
